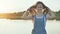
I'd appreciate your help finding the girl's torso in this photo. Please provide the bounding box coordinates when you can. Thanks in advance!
[33,14,47,29]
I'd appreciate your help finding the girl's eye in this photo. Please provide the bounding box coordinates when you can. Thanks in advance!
[38,7,42,8]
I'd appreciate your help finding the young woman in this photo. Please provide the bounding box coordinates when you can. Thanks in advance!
[23,1,56,34]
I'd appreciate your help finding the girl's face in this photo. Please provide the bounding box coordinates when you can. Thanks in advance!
[36,3,43,14]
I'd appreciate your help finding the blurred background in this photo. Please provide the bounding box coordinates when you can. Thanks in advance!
[0,0,60,34]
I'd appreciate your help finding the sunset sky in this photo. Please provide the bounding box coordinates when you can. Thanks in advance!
[0,0,60,13]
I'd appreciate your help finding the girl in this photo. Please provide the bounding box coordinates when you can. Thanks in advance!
[23,1,56,34]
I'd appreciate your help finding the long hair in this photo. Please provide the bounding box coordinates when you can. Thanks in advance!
[27,1,51,16]
[27,5,37,16]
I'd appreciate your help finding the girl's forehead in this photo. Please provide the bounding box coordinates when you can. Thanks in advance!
[36,4,43,7]
[37,4,43,6]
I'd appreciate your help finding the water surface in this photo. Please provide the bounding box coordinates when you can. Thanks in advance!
[0,19,60,34]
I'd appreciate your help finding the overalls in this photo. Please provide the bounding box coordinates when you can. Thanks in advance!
[32,14,47,34]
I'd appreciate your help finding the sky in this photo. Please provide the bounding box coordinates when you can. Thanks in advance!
[0,0,60,13]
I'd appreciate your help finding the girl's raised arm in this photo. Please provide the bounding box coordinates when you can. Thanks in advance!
[22,11,33,20]
[46,9,56,20]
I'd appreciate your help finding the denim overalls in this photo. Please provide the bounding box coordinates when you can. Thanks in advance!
[32,14,47,34]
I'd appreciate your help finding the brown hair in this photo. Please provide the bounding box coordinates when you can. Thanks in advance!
[27,1,51,15]
[27,5,37,16]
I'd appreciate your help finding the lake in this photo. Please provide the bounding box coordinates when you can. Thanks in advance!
[0,19,60,34]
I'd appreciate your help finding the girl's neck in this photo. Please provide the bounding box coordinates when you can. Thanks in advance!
[36,10,44,16]
[36,13,43,16]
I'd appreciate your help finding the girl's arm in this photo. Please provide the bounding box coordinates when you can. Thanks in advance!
[46,10,56,20]
[22,11,33,20]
